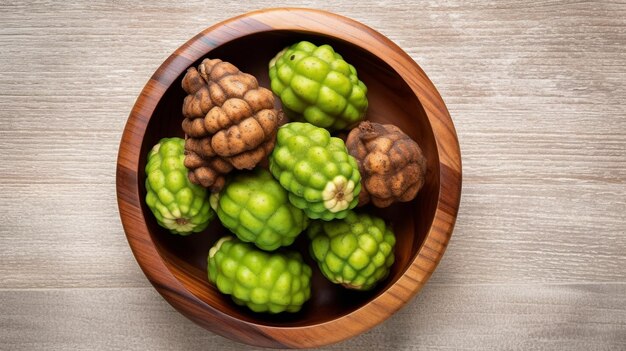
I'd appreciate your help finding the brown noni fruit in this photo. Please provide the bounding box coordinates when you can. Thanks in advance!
[181,58,280,191]
[346,121,427,207]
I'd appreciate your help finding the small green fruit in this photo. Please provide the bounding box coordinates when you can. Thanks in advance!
[208,236,312,313]
[144,137,214,235]
[269,41,368,131]
[269,122,361,221]
[308,212,396,290]
[213,168,308,251]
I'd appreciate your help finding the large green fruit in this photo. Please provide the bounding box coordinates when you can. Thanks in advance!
[208,236,312,313]
[308,212,396,290]
[269,41,368,131]
[145,137,214,235]
[212,168,308,251]
[269,122,361,221]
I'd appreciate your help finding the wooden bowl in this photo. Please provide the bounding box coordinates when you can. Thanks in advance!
[116,8,461,348]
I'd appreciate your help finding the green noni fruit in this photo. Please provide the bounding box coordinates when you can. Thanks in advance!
[212,168,308,251]
[308,212,396,290]
[208,236,312,313]
[145,137,213,235]
[269,122,361,221]
[269,41,368,131]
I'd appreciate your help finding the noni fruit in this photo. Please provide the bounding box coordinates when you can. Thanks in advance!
[308,212,396,290]
[208,236,312,313]
[145,137,214,235]
[269,122,361,221]
[269,41,368,131]
[212,168,308,251]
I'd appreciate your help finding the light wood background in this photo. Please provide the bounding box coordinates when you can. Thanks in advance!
[1,1,624,350]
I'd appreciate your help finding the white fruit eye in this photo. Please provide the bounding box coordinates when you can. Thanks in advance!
[322,175,355,213]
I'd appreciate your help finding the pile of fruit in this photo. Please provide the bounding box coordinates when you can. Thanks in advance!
[144,41,427,314]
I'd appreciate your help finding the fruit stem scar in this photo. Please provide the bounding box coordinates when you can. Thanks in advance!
[322,175,355,212]
[175,218,189,225]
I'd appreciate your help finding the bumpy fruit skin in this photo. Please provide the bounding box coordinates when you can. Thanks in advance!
[346,121,427,207]
[207,236,312,313]
[269,41,368,131]
[145,138,214,235]
[308,212,395,290]
[213,168,308,251]
[269,122,361,221]
[181,58,281,191]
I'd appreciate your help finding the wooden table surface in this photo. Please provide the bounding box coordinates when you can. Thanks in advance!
[1,1,624,350]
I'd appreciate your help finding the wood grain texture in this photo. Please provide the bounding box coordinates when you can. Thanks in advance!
[1,0,625,350]
[2,284,625,350]
[116,8,460,347]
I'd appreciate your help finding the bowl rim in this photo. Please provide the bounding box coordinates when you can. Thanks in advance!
[116,7,462,348]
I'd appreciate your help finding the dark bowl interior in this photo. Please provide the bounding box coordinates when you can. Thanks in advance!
[138,30,440,327]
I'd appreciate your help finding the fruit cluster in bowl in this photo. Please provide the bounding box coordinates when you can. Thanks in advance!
[144,41,428,315]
